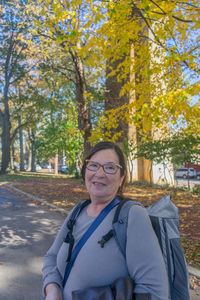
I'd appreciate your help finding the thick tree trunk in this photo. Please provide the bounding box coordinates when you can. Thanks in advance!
[1,114,11,173]
[130,14,153,183]
[0,77,12,173]
[105,57,129,144]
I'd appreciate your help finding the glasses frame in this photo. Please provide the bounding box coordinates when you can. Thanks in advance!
[85,160,122,175]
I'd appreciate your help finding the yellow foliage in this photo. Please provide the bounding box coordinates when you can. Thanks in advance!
[26,0,200,142]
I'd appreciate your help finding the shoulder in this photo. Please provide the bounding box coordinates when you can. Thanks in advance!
[127,203,152,228]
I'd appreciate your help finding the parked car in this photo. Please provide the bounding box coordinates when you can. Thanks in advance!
[58,165,70,174]
[36,164,42,170]
[174,167,196,179]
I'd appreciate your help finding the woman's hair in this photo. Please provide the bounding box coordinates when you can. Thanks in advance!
[81,141,127,197]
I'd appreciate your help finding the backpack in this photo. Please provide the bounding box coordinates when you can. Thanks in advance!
[64,195,190,300]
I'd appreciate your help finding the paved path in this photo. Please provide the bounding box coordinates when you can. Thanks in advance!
[0,185,199,300]
[0,186,65,300]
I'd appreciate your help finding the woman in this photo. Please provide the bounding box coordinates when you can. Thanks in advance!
[42,141,169,300]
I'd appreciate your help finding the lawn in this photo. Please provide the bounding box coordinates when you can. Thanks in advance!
[1,171,200,269]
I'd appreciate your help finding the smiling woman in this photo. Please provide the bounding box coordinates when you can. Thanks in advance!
[42,142,169,300]
[82,145,126,216]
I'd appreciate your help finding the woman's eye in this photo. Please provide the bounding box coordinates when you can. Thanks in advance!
[89,163,98,168]
[106,164,115,170]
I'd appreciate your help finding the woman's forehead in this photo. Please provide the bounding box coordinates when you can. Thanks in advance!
[90,149,119,162]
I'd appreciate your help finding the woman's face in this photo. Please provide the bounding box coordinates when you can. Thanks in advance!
[85,149,125,203]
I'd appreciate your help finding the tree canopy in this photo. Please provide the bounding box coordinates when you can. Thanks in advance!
[0,0,200,174]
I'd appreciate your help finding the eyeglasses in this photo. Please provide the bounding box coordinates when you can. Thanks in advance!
[85,160,122,174]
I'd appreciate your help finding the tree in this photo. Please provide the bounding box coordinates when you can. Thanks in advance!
[22,0,200,177]
[0,0,35,173]
[35,69,83,171]
[88,0,200,140]
[26,0,107,156]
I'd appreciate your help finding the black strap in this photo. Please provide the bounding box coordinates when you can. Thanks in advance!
[112,198,130,224]
[98,229,114,248]
[64,200,90,262]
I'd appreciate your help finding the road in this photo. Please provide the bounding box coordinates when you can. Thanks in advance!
[0,185,199,300]
[175,178,200,188]
[0,185,65,300]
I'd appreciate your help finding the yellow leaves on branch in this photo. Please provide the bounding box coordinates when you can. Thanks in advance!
[89,86,200,142]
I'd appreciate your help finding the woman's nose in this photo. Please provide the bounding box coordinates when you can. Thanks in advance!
[95,165,105,176]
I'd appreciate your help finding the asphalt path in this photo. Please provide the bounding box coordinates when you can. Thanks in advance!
[175,178,200,188]
[0,186,65,300]
[0,185,199,300]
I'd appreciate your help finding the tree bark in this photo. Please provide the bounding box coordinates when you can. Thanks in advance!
[54,152,58,175]
[74,52,92,157]
[18,116,25,171]
[1,111,11,173]
[105,57,129,144]
[28,128,36,172]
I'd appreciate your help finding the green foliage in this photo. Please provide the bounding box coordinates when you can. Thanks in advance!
[133,133,200,167]
[191,185,200,197]
[34,71,83,164]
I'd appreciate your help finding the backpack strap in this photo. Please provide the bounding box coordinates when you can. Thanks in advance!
[64,199,90,262]
[112,198,143,258]
[98,198,142,256]
[63,197,121,287]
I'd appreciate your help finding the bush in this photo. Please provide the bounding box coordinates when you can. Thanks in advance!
[192,184,200,196]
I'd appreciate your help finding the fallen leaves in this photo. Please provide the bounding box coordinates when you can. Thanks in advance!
[3,176,200,268]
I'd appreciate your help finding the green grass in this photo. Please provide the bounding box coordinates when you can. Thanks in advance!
[0,171,73,182]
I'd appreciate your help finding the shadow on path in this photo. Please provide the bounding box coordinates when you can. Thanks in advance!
[0,186,65,300]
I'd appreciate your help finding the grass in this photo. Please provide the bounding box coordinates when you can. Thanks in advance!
[0,171,73,181]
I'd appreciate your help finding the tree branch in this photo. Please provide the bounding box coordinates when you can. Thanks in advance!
[11,121,28,142]
[131,3,167,50]
[149,0,193,23]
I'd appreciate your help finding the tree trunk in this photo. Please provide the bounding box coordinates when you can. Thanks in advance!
[74,51,91,157]
[10,143,15,170]
[31,139,36,172]
[105,57,129,144]
[18,116,25,171]
[26,141,32,171]
[54,152,58,175]
[28,128,36,172]
[1,114,11,173]
[130,10,153,183]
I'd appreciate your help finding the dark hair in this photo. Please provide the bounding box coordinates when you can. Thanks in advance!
[81,141,127,196]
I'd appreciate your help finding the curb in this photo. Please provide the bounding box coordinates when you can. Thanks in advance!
[189,265,200,279]
[2,183,200,279]
[3,183,69,215]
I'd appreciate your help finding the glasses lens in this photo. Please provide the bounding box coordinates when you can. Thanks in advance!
[104,163,117,174]
[86,161,99,171]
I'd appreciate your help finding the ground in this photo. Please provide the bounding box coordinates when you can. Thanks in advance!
[1,172,200,294]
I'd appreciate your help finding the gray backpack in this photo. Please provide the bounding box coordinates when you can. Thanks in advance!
[106,195,190,300]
